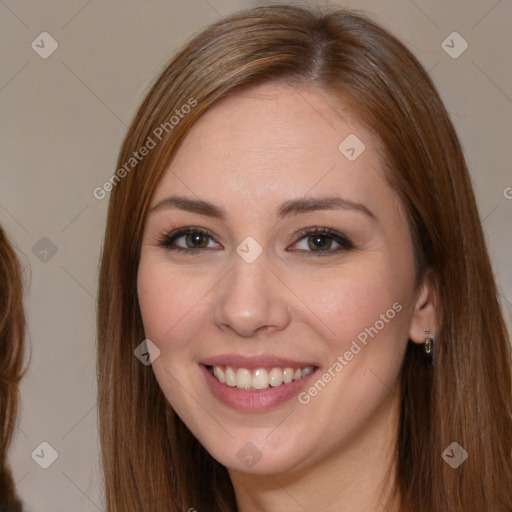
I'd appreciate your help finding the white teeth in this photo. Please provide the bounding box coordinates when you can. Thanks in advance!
[252,368,269,390]
[225,367,237,387]
[213,366,225,384]
[236,368,251,389]
[301,366,314,378]
[210,365,315,390]
[268,368,283,387]
[283,368,294,383]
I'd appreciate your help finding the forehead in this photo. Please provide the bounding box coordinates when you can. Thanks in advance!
[151,83,387,209]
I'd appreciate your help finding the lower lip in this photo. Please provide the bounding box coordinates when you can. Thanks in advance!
[199,364,318,412]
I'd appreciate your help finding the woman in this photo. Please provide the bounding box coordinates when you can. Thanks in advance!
[0,225,25,512]
[97,4,512,511]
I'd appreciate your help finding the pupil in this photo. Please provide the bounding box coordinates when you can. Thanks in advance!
[188,233,207,248]
[309,235,331,251]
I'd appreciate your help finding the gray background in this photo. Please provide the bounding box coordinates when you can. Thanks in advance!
[1,0,510,510]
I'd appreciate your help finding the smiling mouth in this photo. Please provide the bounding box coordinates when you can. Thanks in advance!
[207,365,316,391]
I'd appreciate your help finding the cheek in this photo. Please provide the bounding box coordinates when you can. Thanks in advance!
[294,255,413,354]
[287,261,412,444]
[137,256,218,428]
[137,258,206,351]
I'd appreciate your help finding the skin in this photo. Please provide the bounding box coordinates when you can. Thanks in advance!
[137,83,436,512]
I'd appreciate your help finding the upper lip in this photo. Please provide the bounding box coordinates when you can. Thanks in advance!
[200,354,318,369]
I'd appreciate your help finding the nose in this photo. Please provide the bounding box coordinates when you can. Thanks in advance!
[211,255,291,338]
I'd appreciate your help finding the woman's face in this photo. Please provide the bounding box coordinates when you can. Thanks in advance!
[137,83,427,475]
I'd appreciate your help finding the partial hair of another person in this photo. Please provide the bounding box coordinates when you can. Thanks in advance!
[97,4,512,511]
[0,225,25,512]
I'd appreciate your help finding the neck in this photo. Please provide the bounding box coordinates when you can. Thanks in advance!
[229,390,401,512]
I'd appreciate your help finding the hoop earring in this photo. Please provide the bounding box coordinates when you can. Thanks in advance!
[423,328,434,356]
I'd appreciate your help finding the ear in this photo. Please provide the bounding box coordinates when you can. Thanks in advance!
[408,270,437,344]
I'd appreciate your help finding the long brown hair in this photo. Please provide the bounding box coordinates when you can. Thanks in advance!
[97,4,512,511]
[0,225,25,512]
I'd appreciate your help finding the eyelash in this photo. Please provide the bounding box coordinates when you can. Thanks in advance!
[156,226,354,257]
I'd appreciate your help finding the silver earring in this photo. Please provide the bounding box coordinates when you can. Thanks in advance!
[423,328,434,356]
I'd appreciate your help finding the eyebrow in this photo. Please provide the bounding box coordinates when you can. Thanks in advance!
[149,195,376,221]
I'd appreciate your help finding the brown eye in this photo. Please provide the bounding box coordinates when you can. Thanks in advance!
[291,227,354,255]
[184,232,209,249]
[307,234,334,251]
[158,228,221,253]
